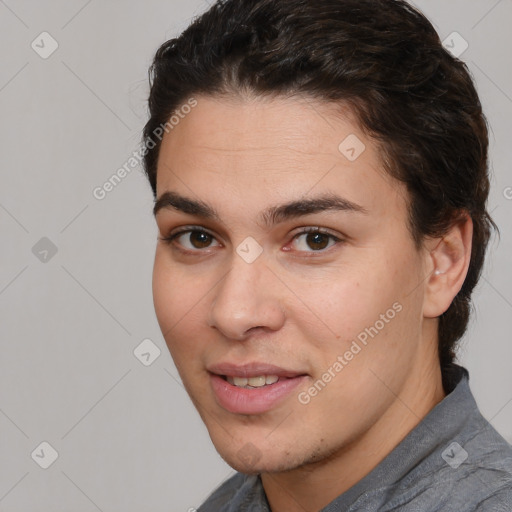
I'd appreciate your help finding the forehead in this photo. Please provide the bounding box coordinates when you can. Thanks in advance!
[155,94,406,220]
[160,93,369,163]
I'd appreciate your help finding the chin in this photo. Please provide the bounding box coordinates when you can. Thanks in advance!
[223,455,297,475]
[213,439,312,474]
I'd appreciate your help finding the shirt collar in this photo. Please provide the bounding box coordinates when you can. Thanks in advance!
[321,364,475,510]
[249,364,475,512]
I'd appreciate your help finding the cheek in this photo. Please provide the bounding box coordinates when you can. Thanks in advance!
[318,282,422,402]
[292,271,394,348]
[152,251,178,334]
[152,250,205,357]
[295,249,422,371]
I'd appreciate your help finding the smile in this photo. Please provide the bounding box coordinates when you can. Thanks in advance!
[226,375,280,388]
[208,362,309,415]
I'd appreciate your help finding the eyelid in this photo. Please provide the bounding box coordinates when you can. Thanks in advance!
[166,225,215,238]
[286,226,342,253]
[160,225,220,247]
[160,225,344,253]
[290,226,340,237]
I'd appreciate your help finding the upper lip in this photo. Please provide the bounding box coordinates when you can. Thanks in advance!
[208,362,307,378]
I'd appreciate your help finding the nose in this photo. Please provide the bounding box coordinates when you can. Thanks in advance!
[207,255,286,341]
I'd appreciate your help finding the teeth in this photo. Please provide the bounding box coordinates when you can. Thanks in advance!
[228,375,280,388]
[265,375,279,385]
[248,376,266,387]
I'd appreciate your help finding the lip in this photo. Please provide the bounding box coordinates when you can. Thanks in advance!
[208,361,309,415]
[208,362,305,378]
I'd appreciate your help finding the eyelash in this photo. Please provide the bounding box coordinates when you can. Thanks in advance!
[159,226,343,255]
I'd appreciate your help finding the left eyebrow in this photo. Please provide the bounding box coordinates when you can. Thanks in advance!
[153,191,369,227]
[260,193,368,227]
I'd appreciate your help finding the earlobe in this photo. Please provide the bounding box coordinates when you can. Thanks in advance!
[423,213,473,319]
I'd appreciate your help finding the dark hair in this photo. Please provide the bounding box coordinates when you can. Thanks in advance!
[143,0,497,391]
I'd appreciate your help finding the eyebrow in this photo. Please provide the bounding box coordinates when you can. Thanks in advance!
[153,190,368,227]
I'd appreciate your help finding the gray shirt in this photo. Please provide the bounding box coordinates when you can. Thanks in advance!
[198,365,512,511]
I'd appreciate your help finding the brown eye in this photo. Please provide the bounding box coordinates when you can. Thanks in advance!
[188,231,213,249]
[305,232,330,250]
[291,229,341,252]
[163,228,220,251]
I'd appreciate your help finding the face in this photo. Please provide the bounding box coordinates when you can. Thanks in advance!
[152,94,433,474]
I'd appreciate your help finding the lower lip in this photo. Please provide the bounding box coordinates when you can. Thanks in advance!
[210,374,307,415]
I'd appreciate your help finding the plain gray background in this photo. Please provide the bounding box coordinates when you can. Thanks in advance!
[0,1,511,510]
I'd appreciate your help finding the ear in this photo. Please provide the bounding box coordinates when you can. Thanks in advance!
[423,213,473,319]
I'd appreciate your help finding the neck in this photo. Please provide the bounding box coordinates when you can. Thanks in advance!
[261,335,445,512]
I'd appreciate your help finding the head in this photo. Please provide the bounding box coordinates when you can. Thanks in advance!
[143,0,496,475]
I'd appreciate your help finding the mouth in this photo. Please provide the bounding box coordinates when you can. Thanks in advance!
[207,362,309,415]
[225,374,280,388]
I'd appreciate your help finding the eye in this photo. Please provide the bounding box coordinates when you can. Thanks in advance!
[161,227,220,251]
[290,228,341,252]
[161,226,342,254]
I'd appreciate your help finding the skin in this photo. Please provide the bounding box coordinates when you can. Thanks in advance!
[152,93,473,512]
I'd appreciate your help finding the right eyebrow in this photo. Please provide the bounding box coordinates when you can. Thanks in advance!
[153,191,220,220]
[153,190,369,227]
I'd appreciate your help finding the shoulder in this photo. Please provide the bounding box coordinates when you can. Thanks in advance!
[383,368,512,511]
[472,487,512,511]
[197,473,265,512]
[461,399,512,482]
[461,421,512,511]
[416,394,512,511]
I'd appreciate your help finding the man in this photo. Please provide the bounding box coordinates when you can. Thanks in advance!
[142,0,512,510]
